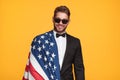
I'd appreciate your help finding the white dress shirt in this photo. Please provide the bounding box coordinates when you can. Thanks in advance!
[53,31,67,69]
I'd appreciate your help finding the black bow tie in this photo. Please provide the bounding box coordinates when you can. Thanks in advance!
[56,33,66,38]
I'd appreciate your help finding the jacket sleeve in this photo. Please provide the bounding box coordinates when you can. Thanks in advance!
[74,39,85,80]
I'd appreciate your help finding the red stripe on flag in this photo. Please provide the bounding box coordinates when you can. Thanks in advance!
[25,53,30,72]
[29,63,44,80]
[25,65,29,72]
[22,77,28,80]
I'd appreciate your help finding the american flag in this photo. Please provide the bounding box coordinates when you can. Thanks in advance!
[23,31,61,80]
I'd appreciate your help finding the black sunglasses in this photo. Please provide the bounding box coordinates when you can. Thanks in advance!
[54,18,69,24]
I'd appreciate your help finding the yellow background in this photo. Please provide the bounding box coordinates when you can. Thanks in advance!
[0,0,120,80]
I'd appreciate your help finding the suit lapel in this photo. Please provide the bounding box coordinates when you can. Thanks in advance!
[60,34,71,72]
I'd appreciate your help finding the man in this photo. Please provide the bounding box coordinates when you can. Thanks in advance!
[23,5,85,80]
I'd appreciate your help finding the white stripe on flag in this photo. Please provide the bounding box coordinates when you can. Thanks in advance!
[30,52,49,80]
[24,71,28,79]
[29,71,35,80]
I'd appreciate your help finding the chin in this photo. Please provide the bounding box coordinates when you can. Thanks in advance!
[57,30,65,33]
[54,26,66,33]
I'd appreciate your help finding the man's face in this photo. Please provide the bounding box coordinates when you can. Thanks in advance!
[53,12,69,33]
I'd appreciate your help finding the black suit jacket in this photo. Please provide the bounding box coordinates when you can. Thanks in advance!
[60,34,85,80]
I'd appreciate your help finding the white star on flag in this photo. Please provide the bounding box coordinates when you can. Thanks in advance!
[37,47,41,52]
[50,42,54,46]
[38,54,42,59]
[38,40,41,44]
[41,35,45,39]
[52,53,56,58]
[32,45,36,49]
[45,40,49,44]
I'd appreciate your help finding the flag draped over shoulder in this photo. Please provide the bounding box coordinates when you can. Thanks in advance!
[23,31,61,80]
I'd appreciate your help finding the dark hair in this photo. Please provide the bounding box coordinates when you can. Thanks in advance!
[54,6,70,18]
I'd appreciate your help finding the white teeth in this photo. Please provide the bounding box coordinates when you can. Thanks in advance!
[58,25,63,27]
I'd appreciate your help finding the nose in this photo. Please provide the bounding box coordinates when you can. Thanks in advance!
[59,21,63,24]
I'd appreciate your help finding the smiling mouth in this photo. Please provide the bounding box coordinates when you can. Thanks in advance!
[57,26,65,30]
[58,25,63,28]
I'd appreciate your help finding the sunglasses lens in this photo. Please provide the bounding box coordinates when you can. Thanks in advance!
[54,18,60,23]
[62,19,68,24]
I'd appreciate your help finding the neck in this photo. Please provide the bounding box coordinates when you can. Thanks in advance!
[53,30,66,34]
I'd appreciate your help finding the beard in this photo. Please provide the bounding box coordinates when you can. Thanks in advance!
[53,24,67,34]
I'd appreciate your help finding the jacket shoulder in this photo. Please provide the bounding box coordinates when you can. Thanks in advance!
[67,34,80,41]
